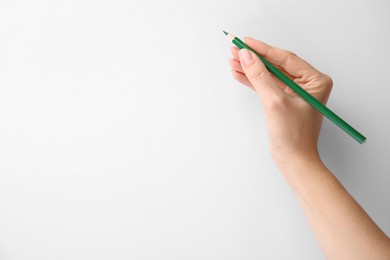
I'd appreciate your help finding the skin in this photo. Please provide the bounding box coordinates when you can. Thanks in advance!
[229,37,390,259]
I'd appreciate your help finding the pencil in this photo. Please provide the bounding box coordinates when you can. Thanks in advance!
[224,31,367,144]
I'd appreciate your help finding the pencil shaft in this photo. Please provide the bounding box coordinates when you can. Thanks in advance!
[231,36,366,144]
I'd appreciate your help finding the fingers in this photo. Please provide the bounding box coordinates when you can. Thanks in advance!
[229,47,254,90]
[243,37,318,78]
[231,70,254,90]
[231,46,293,94]
[238,49,285,104]
[231,46,286,99]
[229,58,243,73]
[230,46,240,60]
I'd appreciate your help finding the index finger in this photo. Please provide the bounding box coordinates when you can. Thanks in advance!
[244,37,319,78]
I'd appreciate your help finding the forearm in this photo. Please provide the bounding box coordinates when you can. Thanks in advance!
[277,156,390,260]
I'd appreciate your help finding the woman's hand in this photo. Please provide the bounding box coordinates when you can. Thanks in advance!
[229,38,390,259]
[229,38,333,167]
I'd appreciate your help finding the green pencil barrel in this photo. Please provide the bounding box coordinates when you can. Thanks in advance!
[232,37,367,144]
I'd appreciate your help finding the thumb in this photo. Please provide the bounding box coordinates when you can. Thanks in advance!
[239,49,284,103]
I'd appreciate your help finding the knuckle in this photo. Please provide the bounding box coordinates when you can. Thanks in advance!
[281,51,297,66]
[266,94,287,112]
[250,69,267,82]
[321,73,333,90]
[286,50,297,57]
[326,75,334,89]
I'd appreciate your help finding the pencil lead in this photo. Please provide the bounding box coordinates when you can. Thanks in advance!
[223,30,228,36]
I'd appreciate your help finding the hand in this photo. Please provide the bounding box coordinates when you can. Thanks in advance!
[229,38,390,259]
[229,37,333,167]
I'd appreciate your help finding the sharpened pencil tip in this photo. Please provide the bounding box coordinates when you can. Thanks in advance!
[223,30,228,36]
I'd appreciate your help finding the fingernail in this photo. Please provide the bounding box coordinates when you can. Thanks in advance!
[239,49,254,66]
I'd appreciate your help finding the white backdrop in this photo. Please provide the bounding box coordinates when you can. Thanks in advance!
[0,0,389,259]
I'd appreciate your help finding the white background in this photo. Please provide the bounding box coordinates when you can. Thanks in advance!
[0,0,389,259]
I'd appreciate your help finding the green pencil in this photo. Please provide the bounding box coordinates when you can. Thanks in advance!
[224,31,367,144]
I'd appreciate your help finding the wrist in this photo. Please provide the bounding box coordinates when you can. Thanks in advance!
[274,153,329,194]
[272,149,323,175]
